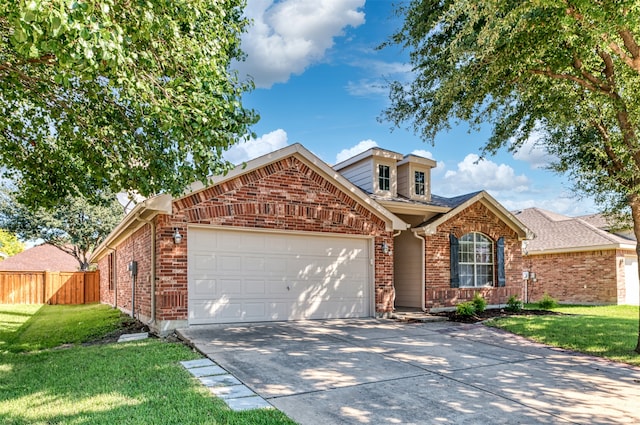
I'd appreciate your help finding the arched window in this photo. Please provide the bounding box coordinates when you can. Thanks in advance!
[458,232,494,287]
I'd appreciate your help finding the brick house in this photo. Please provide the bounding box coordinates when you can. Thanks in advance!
[514,208,639,305]
[92,144,530,334]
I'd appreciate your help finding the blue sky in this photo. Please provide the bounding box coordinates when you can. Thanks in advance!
[225,0,597,216]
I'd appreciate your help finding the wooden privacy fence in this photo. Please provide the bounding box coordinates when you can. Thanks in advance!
[0,271,100,305]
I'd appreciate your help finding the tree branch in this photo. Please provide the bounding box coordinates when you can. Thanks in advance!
[529,69,616,99]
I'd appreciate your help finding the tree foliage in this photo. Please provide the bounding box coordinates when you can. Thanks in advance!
[0,229,24,258]
[0,0,258,208]
[384,1,640,351]
[0,187,123,270]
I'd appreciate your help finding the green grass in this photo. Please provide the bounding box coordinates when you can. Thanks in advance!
[487,304,640,366]
[0,304,297,425]
[0,304,126,352]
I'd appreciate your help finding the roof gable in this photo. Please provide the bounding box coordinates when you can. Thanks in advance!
[414,191,532,240]
[181,144,406,232]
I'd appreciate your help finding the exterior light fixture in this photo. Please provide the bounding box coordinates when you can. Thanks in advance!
[381,241,390,255]
[173,228,183,244]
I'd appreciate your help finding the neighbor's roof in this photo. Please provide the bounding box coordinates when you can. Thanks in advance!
[0,244,78,271]
[513,208,636,254]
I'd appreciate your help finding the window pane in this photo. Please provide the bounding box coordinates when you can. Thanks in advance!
[459,265,474,287]
[458,232,494,287]
[415,171,425,195]
[379,165,390,191]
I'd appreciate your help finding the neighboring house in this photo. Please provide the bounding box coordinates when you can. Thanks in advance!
[0,243,78,271]
[92,144,531,334]
[513,208,639,305]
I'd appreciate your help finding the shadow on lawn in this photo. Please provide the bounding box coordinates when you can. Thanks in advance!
[0,339,291,425]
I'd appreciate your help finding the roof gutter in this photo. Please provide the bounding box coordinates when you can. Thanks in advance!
[91,194,173,263]
[525,243,637,256]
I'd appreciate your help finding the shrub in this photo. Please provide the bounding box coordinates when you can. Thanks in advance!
[538,293,559,310]
[505,295,523,312]
[456,301,476,317]
[472,293,487,313]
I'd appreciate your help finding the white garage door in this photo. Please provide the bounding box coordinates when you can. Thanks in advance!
[624,257,639,306]
[188,227,371,324]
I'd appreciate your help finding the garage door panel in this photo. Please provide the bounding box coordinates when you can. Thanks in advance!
[193,253,216,271]
[188,228,371,324]
[192,278,216,297]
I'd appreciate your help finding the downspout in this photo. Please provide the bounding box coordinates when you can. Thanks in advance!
[413,231,426,312]
[134,215,157,324]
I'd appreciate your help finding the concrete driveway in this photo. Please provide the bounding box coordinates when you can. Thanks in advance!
[177,319,640,424]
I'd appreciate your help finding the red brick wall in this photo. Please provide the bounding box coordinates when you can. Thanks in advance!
[525,249,625,304]
[423,202,524,309]
[98,224,152,320]
[154,156,393,322]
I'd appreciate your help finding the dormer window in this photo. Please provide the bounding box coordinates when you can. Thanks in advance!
[415,171,425,196]
[379,165,390,191]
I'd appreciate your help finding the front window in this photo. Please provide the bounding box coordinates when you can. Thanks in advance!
[459,233,494,287]
[414,171,425,195]
[378,165,390,191]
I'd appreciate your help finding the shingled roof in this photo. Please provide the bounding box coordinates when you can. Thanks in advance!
[0,244,79,271]
[513,208,636,254]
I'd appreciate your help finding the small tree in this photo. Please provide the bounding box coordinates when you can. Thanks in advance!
[0,187,123,270]
[0,229,24,258]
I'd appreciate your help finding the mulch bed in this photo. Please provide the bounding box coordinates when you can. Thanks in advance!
[82,316,150,347]
[432,308,566,323]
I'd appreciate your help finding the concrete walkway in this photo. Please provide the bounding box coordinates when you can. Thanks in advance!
[177,319,640,424]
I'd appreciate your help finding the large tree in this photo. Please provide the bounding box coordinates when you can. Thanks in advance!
[384,1,640,352]
[0,0,257,208]
[0,187,123,270]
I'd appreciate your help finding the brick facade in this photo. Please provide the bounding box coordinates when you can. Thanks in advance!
[524,249,632,304]
[97,153,527,331]
[98,224,153,320]
[99,155,394,331]
[423,202,524,309]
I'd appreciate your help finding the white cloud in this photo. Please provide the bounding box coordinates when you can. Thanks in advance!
[235,0,365,88]
[335,139,378,163]
[346,60,412,97]
[410,149,434,159]
[345,79,388,97]
[438,154,529,196]
[512,130,557,169]
[501,195,597,217]
[223,129,289,164]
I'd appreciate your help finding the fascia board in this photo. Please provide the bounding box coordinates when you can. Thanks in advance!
[90,194,172,262]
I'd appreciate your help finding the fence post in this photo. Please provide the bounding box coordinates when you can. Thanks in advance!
[43,271,50,304]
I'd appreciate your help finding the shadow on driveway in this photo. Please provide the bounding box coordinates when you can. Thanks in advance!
[178,319,640,424]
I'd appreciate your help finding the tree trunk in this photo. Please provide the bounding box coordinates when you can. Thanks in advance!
[630,194,640,354]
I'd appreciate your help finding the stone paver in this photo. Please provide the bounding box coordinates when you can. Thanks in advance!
[180,355,272,411]
[117,332,148,343]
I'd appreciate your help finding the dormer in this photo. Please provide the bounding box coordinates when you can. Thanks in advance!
[333,148,404,197]
[397,154,437,202]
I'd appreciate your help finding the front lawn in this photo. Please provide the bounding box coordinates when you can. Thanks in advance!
[1,304,126,352]
[0,304,296,425]
[486,304,640,366]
